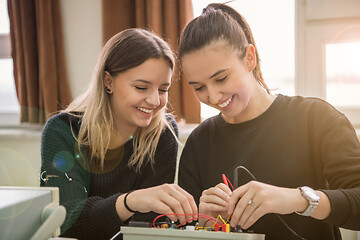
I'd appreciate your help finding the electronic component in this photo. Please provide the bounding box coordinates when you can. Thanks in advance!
[128,220,152,228]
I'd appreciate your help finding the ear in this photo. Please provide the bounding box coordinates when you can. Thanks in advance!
[245,44,256,72]
[103,71,113,89]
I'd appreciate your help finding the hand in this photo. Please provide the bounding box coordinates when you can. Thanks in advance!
[227,181,304,229]
[199,183,232,226]
[126,184,198,223]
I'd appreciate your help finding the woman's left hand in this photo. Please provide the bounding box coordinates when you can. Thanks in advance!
[227,181,304,229]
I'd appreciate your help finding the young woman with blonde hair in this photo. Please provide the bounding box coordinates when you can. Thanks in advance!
[41,28,197,239]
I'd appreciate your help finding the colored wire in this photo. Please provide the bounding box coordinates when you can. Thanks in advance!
[235,166,306,240]
[222,173,234,190]
[152,213,217,228]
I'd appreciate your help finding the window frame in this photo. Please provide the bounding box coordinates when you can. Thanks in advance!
[295,0,360,127]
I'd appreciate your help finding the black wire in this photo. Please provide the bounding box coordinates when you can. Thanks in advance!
[234,166,306,240]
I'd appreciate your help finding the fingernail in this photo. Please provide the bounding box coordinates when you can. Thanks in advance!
[228,191,232,195]
[226,196,230,200]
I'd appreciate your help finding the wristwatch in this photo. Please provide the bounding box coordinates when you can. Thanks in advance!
[295,186,320,216]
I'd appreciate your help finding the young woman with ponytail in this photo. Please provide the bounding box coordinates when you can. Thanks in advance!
[178,3,360,239]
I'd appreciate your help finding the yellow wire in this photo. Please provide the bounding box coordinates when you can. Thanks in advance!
[218,215,227,224]
[211,215,221,228]
[226,214,231,223]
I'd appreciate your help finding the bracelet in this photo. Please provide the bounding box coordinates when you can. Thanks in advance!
[124,191,136,213]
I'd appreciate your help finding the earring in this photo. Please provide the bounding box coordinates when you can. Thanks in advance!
[105,87,112,94]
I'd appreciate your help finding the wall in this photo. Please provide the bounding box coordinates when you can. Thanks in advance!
[60,0,102,99]
[0,126,42,186]
[0,1,102,187]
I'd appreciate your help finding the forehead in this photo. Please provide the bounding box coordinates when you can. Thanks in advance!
[118,58,172,84]
[181,44,238,80]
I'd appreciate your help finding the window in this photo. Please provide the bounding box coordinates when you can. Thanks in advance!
[192,0,295,120]
[0,0,19,124]
[296,0,360,126]
[326,42,360,107]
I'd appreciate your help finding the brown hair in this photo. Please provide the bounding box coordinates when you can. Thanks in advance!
[179,3,269,93]
[65,28,177,171]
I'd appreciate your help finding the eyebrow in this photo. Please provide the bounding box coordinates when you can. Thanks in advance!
[188,68,229,85]
[134,79,170,86]
[209,69,228,79]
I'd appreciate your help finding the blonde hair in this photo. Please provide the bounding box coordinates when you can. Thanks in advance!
[64,28,176,171]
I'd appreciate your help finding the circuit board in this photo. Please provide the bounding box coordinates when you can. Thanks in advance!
[120,226,265,240]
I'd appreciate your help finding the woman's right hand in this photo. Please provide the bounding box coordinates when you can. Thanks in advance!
[117,184,198,223]
[199,183,232,226]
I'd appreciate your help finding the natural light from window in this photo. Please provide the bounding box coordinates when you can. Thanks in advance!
[192,0,295,120]
[0,0,9,34]
[326,42,360,107]
[0,0,18,113]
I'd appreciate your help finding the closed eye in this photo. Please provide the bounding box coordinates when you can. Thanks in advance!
[194,85,204,91]
[216,76,227,83]
[135,86,147,91]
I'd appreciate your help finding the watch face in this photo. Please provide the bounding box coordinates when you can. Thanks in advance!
[303,187,320,201]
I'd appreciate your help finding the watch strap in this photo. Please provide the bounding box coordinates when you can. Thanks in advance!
[295,186,319,217]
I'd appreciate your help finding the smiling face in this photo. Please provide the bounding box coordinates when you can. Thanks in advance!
[104,58,172,132]
[182,43,267,123]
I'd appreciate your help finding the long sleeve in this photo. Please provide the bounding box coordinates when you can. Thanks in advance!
[41,113,179,239]
[317,113,360,230]
[40,114,123,239]
[177,95,360,239]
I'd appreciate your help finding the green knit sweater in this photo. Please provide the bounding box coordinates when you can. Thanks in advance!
[41,113,178,240]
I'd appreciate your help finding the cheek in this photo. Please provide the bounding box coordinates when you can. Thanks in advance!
[195,91,208,103]
[159,94,168,108]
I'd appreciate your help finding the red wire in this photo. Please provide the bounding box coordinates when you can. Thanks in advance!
[152,175,234,229]
[222,174,234,191]
[222,174,228,187]
[152,213,218,228]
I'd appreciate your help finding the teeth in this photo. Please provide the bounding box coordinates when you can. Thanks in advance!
[218,96,233,108]
[137,107,153,114]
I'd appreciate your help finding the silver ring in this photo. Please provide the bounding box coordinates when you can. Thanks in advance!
[248,199,258,209]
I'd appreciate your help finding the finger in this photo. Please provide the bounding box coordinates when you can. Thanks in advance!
[228,185,249,215]
[242,205,263,229]
[230,193,254,227]
[203,186,231,203]
[215,183,233,195]
[160,194,187,223]
[238,200,258,228]
[200,193,228,208]
[168,186,195,222]
[173,185,198,220]
[199,199,228,214]
[153,202,178,222]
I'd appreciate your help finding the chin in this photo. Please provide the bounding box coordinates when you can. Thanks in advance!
[136,120,152,128]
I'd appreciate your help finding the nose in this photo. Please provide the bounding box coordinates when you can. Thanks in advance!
[145,90,160,107]
[207,87,222,105]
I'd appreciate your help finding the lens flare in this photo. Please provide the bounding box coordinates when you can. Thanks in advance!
[52,151,75,172]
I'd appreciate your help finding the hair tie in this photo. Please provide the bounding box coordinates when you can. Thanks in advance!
[124,191,136,213]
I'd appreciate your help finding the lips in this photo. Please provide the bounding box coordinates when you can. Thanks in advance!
[217,95,234,108]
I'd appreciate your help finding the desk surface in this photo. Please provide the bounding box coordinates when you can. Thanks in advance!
[120,227,265,240]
